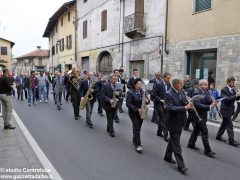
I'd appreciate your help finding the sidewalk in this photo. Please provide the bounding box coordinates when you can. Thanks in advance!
[0,116,50,179]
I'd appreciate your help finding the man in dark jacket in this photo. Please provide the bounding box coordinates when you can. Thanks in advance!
[0,68,15,129]
[102,74,121,137]
[151,72,171,142]
[187,79,216,157]
[184,79,199,130]
[164,78,192,174]
[127,69,139,90]
[216,77,240,147]
[95,73,104,116]
[149,72,162,123]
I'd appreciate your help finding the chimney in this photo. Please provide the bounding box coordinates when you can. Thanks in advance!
[37,46,41,49]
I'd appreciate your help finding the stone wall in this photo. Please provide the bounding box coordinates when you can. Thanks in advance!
[164,34,240,89]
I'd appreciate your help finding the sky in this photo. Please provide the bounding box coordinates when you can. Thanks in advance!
[0,0,69,57]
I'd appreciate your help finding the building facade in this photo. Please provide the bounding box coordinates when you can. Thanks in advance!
[15,46,49,75]
[77,0,166,77]
[165,0,240,88]
[43,0,77,73]
[0,37,15,72]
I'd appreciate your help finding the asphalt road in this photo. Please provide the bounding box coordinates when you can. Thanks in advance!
[13,96,240,180]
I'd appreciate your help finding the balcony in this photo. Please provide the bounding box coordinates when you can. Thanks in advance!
[124,12,145,39]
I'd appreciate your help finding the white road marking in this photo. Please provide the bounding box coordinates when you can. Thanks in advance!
[13,110,63,180]
[123,101,240,133]
[207,121,240,133]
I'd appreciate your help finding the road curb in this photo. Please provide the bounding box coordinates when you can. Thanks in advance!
[12,110,63,180]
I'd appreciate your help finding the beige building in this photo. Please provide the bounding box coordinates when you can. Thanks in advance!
[0,37,15,72]
[15,46,49,74]
[165,0,240,88]
[43,0,77,73]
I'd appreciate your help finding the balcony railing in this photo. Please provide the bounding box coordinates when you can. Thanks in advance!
[124,12,145,33]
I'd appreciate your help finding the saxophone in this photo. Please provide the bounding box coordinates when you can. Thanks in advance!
[111,90,119,108]
[80,81,95,109]
[140,90,147,119]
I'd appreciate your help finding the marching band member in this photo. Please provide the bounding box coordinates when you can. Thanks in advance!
[102,74,121,137]
[80,72,97,128]
[126,78,150,153]
[152,72,172,142]
[52,71,64,110]
[127,69,140,90]
[216,77,240,147]
[95,73,104,116]
[184,79,199,130]
[118,68,127,113]
[187,79,216,157]
[164,78,192,174]
[69,68,81,120]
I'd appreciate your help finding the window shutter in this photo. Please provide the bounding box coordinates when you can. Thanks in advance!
[135,0,144,13]
[83,20,88,38]
[101,10,107,31]
[195,0,211,12]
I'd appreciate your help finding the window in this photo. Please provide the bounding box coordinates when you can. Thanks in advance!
[101,10,107,31]
[60,38,64,52]
[38,58,42,66]
[68,12,71,22]
[52,46,55,55]
[66,35,72,49]
[1,47,7,55]
[195,0,211,13]
[84,0,88,3]
[61,17,63,26]
[83,20,88,38]
[56,43,58,54]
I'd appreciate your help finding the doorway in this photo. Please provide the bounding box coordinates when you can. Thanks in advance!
[187,51,217,84]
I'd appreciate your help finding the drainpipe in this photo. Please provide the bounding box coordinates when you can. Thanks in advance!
[74,1,78,65]
[121,0,125,68]
[164,0,169,54]
[51,35,53,73]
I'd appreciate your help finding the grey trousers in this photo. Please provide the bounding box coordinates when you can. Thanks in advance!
[0,94,13,125]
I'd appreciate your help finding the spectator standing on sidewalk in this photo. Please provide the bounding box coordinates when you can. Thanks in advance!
[25,70,38,106]
[209,83,220,120]
[16,73,24,101]
[37,72,49,103]
[0,68,16,129]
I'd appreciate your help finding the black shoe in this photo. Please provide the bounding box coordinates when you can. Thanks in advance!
[188,145,200,151]
[87,122,93,128]
[164,136,169,142]
[99,113,103,116]
[78,115,82,118]
[184,127,191,131]
[157,133,164,137]
[109,132,115,137]
[178,167,188,174]
[119,108,123,113]
[115,118,120,123]
[4,124,16,130]
[75,117,78,120]
[151,119,156,123]
[60,103,62,105]
[57,105,61,110]
[204,151,216,157]
[164,158,176,164]
[229,141,239,147]
[216,137,226,142]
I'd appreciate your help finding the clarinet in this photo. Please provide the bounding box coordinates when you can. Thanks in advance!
[186,96,203,123]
